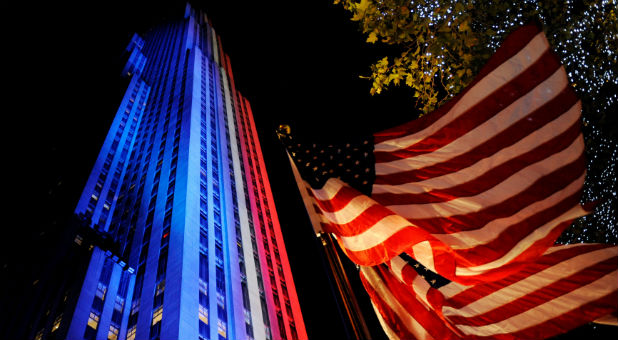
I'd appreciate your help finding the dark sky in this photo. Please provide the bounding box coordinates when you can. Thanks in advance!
[7,1,613,339]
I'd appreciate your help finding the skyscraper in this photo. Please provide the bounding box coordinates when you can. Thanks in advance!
[22,4,307,340]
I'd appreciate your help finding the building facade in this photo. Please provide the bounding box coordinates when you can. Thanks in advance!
[30,4,306,340]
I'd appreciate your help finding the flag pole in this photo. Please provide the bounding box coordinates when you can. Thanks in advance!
[317,232,372,340]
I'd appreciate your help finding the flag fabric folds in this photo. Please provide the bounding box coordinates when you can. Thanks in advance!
[370,23,590,285]
[361,244,617,340]
[282,22,617,339]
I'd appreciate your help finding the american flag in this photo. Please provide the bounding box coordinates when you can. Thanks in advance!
[362,244,617,339]
[282,22,617,339]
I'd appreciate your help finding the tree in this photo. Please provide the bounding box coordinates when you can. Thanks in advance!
[335,0,617,243]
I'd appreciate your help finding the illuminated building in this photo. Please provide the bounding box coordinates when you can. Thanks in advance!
[25,3,306,340]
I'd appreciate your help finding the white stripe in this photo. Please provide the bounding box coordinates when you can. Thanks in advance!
[337,214,412,251]
[412,241,437,273]
[318,194,379,225]
[454,203,589,275]
[390,256,407,282]
[441,248,607,301]
[362,267,435,340]
[432,172,585,249]
[440,280,472,300]
[444,247,617,317]
[593,314,618,326]
[312,177,345,201]
[542,242,590,255]
[375,68,570,176]
[375,32,550,153]
[374,99,580,194]
[453,270,618,336]
[370,300,402,340]
[387,135,584,220]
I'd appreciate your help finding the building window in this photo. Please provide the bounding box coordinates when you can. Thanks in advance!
[107,324,119,340]
[126,326,137,340]
[217,319,227,338]
[199,304,209,324]
[96,282,107,300]
[87,311,100,330]
[151,306,163,326]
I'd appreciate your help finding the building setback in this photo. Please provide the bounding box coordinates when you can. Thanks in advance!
[27,4,307,340]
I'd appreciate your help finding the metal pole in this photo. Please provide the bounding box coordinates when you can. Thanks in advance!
[319,233,371,340]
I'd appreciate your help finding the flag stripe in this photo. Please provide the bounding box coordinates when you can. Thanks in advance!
[361,266,437,340]
[361,265,460,340]
[385,135,584,221]
[335,219,448,268]
[374,30,549,148]
[374,49,563,164]
[370,299,403,340]
[444,244,613,304]
[373,95,580,190]
[453,272,617,336]
[452,204,588,274]
[307,177,459,272]
[449,262,617,324]
[375,245,618,340]
[431,175,584,250]
[445,246,618,314]
[373,110,582,205]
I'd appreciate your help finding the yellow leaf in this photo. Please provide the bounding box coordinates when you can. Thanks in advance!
[366,31,378,43]
[356,0,371,12]
[406,75,414,86]
[389,71,403,85]
[352,0,371,20]
[376,57,389,70]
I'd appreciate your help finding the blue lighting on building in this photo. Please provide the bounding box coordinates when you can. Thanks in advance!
[26,4,307,340]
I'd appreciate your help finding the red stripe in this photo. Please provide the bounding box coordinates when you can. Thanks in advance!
[362,266,461,340]
[505,291,618,340]
[450,194,584,268]
[399,152,585,234]
[374,24,542,144]
[378,265,462,339]
[445,244,611,306]
[397,260,422,286]
[462,291,618,340]
[318,203,396,236]
[447,258,617,326]
[450,220,580,284]
[373,88,578,185]
[393,261,447,312]
[311,184,365,212]
[374,119,581,205]
[374,50,562,163]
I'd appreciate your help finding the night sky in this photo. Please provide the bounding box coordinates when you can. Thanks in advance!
[6,1,613,339]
